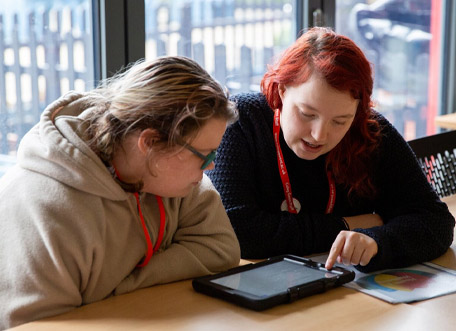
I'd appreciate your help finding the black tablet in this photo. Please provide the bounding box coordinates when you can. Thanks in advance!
[192,254,355,311]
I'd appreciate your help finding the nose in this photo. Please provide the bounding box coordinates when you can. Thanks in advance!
[311,120,328,143]
[204,161,216,171]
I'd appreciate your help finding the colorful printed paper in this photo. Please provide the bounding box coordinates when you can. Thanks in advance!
[312,255,456,303]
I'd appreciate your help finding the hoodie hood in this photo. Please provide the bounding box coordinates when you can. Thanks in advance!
[17,91,127,201]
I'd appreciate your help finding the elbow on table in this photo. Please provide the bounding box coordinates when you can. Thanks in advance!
[443,212,455,246]
[226,238,241,268]
[213,236,241,271]
[429,216,455,259]
[440,224,455,253]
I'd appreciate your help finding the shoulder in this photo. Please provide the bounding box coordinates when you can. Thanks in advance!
[372,111,410,149]
[374,111,400,137]
[368,111,421,174]
[230,92,268,110]
[0,167,105,237]
[0,168,103,281]
[230,92,271,120]
[227,92,273,135]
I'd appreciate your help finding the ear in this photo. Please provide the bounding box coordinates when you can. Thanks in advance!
[278,83,286,101]
[137,128,161,155]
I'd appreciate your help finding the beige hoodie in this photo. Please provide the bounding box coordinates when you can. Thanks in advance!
[0,92,240,330]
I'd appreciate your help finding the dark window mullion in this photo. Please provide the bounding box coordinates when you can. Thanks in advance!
[297,1,335,30]
[125,0,145,65]
[322,0,335,28]
[95,0,145,81]
[97,0,127,80]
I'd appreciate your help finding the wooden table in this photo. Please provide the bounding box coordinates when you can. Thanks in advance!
[10,195,456,331]
[435,113,456,130]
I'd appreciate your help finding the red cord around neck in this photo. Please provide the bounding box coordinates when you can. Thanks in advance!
[113,166,166,268]
[273,109,336,214]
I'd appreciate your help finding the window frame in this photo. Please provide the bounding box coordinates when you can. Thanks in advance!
[94,0,145,81]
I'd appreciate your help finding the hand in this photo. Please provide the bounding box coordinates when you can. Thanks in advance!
[325,231,378,270]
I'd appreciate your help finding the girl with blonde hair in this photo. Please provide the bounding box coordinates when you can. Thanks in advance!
[0,56,240,329]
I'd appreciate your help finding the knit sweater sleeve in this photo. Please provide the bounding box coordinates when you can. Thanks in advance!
[208,93,347,259]
[353,118,455,272]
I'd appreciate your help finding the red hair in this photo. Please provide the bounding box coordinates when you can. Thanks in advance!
[261,27,381,198]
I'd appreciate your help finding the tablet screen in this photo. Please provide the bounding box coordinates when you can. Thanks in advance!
[210,258,335,298]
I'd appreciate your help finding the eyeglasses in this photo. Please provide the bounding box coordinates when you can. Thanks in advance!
[155,129,217,170]
[183,144,217,170]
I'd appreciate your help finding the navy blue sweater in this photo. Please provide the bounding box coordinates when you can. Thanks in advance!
[208,92,455,272]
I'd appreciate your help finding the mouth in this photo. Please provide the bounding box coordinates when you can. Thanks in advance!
[304,141,320,148]
[302,140,324,152]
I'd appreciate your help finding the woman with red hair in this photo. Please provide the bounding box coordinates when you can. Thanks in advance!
[208,27,454,272]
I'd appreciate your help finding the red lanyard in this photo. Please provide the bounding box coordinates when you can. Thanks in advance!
[273,109,336,214]
[113,167,166,268]
[134,193,165,267]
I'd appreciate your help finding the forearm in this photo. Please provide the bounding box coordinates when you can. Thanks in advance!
[114,240,239,295]
[353,209,454,273]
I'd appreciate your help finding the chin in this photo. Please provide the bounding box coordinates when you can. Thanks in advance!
[294,148,322,161]
[300,154,321,161]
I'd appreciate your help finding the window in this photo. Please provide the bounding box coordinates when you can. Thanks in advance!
[144,0,296,94]
[0,0,95,165]
[1,0,454,177]
[335,0,452,140]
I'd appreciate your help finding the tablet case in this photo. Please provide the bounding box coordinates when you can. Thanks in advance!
[192,254,355,311]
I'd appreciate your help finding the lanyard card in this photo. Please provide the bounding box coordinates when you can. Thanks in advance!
[192,254,355,311]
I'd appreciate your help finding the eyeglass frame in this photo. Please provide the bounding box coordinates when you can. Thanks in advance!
[182,143,217,170]
[153,128,217,170]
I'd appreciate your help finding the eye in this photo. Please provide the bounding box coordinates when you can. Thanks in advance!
[300,112,315,120]
[333,120,346,126]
